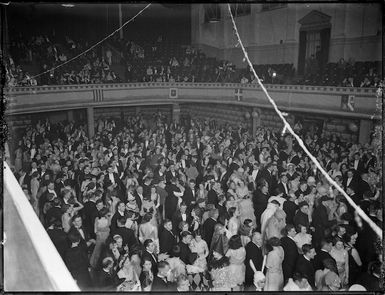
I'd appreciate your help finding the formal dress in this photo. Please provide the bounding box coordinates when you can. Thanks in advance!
[265,246,284,291]
[226,247,246,287]
[90,217,110,269]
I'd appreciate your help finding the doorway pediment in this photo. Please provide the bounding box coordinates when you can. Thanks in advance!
[299,10,331,30]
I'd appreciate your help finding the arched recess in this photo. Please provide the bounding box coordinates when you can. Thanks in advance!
[297,10,331,75]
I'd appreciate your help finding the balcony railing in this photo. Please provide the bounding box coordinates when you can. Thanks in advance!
[4,82,379,119]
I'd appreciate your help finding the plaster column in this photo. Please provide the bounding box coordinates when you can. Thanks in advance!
[67,110,74,122]
[358,119,372,144]
[87,107,95,138]
[172,104,181,124]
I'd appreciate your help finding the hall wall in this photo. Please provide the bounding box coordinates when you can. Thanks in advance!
[191,3,382,68]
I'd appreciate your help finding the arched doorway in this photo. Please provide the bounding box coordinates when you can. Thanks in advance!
[297,10,331,75]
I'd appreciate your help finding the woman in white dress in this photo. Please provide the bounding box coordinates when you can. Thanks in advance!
[330,237,349,288]
[189,230,209,271]
[139,213,159,254]
[226,207,240,239]
[90,207,111,268]
[226,235,246,291]
[293,224,312,254]
[265,237,284,291]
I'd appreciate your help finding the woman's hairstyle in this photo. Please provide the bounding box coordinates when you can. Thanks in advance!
[296,224,307,233]
[142,212,153,224]
[332,236,344,246]
[98,207,109,218]
[228,234,242,250]
[141,256,153,267]
[116,201,125,211]
[344,231,358,244]
[178,221,188,231]
[228,206,237,217]
[61,204,71,213]
[193,228,202,237]
[267,237,281,248]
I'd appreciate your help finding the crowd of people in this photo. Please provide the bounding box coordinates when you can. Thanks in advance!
[9,111,382,292]
[5,31,381,89]
[5,33,120,87]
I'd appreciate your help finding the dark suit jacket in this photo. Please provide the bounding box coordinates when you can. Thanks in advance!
[202,217,217,248]
[159,228,177,255]
[110,211,126,233]
[47,227,69,259]
[45,206,62,225]
[172,210,191,234]
[68,226,92,253]
[111,227,138,250]
[277,182,289,197]
[182,187,196,208]
[142,250,158,275]
[245,242,263,285]
[252,190,268,229]
[312,204,336,246]
[93,269,115,290]
[281,236,299,282]
[152,275,176,291]
[283,199,298,226]
[207,189,218,206]
[82,200,98,238]
[293,210,310,230]
[178,241,195,265]
[165,184,180,220]
[313,249,338,274]
[65,245,91,289]
[295,255,315,288]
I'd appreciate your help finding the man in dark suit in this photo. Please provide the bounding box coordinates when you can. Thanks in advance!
[178,231,195,265]
[253,183,269,231]
[207,182,220,207]
[245,231,264,289]
[142,239,158,275]
[182,179,196,209]
[351,152,365,175]
[68,214,96,254]
[258,162,277,194]
[165,177,183,220]
[82,193,99,239]
[165,163,178,185]
[358,173,371,198]
[281,225,299,284]
[159,219,177,255]
[111,216,138,251]
[202,208,218,248]
[65,231,92,290]
[93,257,116,290]
[312,195,337,250]
[172,202,191,235]
[45,198,62,226]
[293,201,310,230]
[47,218,68,260]
[277,173,290,197]
[313,239,338,274]
[283,194,298,226]
[295,244,316,289]
[152,261,177,291]
[342,169,359,192]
